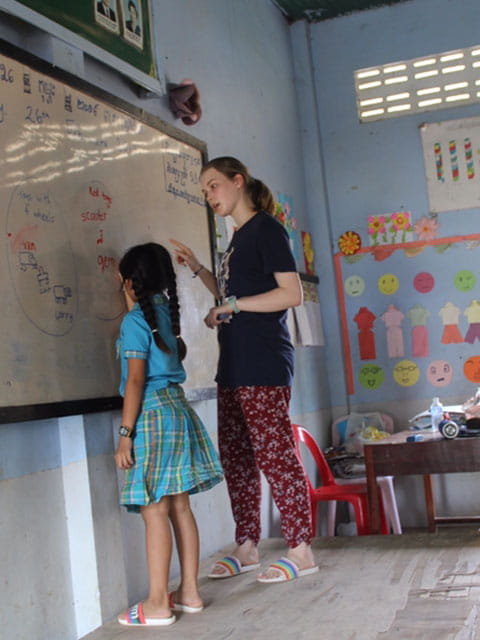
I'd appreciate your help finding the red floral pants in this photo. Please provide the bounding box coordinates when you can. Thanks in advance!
[217,385,312,548]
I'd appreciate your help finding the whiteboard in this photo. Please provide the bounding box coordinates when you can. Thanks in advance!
[0,41,218,422]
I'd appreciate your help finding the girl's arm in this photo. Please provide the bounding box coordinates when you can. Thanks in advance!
[114,357,145,470]
[170,238,220,299]
[204,271,303,328]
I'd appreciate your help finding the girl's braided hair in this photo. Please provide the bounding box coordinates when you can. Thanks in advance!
[119,242,186,360]
[200,156,275,214]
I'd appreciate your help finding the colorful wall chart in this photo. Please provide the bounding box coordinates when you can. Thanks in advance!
[334,234,480,400]
[420,116,480,213]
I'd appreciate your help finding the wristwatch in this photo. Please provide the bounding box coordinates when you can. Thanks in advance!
[118,425,134,438]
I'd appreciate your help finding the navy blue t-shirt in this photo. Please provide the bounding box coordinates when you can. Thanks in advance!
[216,211,296,387]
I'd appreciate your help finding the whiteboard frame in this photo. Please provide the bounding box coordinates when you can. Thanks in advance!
[0,38,216,424]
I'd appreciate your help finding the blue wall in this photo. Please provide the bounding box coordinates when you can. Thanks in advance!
[307,0,480,420]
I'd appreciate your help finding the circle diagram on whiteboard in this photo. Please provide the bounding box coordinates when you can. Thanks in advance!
[6,186,78,336]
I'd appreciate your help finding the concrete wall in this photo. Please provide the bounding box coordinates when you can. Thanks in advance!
[300,0,480,527]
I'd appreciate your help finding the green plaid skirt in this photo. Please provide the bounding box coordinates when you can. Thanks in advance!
[120,384,223,512]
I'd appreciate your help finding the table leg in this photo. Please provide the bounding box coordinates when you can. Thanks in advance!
[423,474,436,533]
[365,445,381,533]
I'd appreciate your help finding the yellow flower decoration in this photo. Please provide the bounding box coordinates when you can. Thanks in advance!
[338,231,361,256]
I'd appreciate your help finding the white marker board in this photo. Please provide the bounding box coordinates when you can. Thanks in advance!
[0,41,217,422]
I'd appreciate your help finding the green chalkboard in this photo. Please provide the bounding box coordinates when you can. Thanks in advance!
[17,0,156,79]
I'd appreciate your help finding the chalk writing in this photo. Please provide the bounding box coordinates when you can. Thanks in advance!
[97,255,116,272]
[53,285,72,304]
[25,106,50,124]
[164,150,203,206]
[18,250,37,271]
[36,266,50,294]
[23,72,31,94]
[64,93,73,112]
[65,119,83,140]
[33,209,55,223]
[20,241,37,251]
[89,185,112,208]
[77,98,99,116]
[0,63,14,83]
[81,210,107,222]
[103,109,118,124]
[38,79,55,104]
[166,161,187,186]
[55,311,73,322]
[167,183,204,206]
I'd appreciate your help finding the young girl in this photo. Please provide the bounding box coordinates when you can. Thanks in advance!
[171,156,318,584]
[115,242,223,627]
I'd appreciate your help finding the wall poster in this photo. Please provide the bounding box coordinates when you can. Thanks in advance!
[420,116,480,213]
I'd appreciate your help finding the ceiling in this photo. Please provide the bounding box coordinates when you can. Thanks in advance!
[272,0,411,22]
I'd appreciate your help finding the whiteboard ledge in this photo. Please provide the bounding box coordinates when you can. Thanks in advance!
[0,388,217,424]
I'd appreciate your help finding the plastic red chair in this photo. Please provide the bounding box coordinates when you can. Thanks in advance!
[292,424,389,536]
[329,413,402,535]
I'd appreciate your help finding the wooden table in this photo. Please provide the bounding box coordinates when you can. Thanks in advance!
[364,430,480,533]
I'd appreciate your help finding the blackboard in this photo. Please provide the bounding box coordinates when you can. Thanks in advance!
[0,40,218,423]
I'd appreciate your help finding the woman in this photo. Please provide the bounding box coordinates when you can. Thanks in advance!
[171,156,317,583]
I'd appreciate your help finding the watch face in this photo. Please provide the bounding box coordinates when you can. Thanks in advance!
[119,426,131,437]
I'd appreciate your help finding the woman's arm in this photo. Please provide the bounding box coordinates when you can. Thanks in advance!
[170,238,220,299]
[204,271,303,328]
[114,357,145,470]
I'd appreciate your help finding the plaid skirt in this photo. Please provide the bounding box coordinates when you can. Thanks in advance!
[120,384,223,512]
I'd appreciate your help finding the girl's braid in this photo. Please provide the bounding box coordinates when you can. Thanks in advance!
[165,259,187,360]
[131,273,170,354]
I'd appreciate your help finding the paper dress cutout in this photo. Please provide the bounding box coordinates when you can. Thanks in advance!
[464,300,480,343]
[439,302,463,344]
[354,306,376,360]
[407,304,430,357]
[381,304,405,358]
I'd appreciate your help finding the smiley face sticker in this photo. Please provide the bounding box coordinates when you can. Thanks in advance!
[344,275,365,297]
[378,273,399,295]
[358,364,384,390]
[464,356,480,383]
[454,270,476,292]
[413,271,434,293]
[393,359,420,387]
[427,360,453,387]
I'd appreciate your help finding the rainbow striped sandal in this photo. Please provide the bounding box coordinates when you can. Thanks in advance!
[207,555,261,579]
[118,602,176,626]
[256,557,319,583]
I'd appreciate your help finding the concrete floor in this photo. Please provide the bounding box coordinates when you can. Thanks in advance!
[83,528,480,640]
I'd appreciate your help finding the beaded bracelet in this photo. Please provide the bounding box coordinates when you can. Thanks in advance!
[192,265,205,278]
[227,295,240,314]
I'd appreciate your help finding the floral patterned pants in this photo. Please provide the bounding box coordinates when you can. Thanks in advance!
[217,385,313,548]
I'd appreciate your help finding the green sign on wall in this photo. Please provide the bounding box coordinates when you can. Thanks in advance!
[17,0,158,83]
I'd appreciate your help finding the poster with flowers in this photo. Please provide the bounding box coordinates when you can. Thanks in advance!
[368,211,413,246]
[274,193,301,265]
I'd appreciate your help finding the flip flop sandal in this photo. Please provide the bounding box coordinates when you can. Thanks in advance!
[207,555,261,579]
[118,602,176,626]
[168,593,204,613]
[256,557,319,583]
